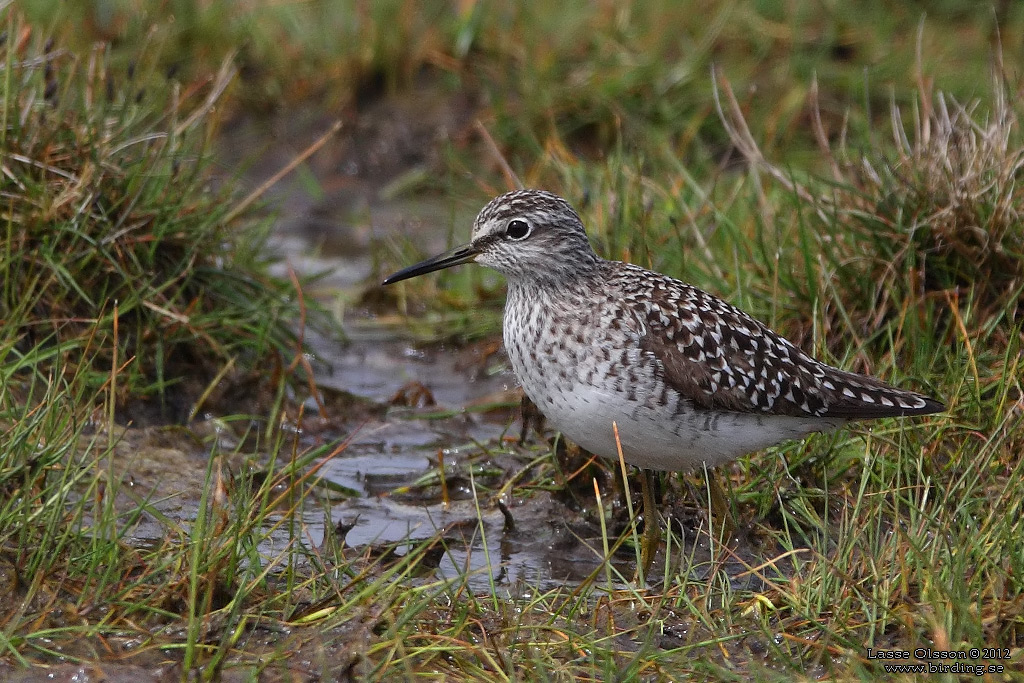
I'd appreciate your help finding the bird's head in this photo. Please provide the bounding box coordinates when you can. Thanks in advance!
[382,189,598,286]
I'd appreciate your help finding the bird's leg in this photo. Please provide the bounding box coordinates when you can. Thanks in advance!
[704,467,734,543]
[518,394,545,445]
[639,468,660,578]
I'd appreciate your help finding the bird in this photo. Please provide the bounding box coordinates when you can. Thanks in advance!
[382,189,944,572]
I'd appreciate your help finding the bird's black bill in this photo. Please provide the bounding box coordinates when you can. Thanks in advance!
[381,243,480,285]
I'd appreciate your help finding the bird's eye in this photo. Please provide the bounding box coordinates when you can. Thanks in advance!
[505,219,531,240]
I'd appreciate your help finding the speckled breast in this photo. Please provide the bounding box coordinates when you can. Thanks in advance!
[501,282,840,471]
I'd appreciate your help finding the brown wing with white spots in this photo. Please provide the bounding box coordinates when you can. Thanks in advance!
[611,264,944,419]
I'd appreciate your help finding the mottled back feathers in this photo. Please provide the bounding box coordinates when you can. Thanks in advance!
[609,263,942,419]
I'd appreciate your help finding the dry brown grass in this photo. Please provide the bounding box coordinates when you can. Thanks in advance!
[717,63,1024,357]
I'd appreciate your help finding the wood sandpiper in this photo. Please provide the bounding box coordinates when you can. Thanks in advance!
[383,189,945,571]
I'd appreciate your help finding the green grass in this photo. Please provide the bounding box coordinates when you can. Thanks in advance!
[0,11,319,414]
[2,1,1023,680]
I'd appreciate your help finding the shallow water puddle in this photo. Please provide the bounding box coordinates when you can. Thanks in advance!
[304,328,568,589]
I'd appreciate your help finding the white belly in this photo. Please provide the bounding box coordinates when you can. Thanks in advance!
[534,381,843,470]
